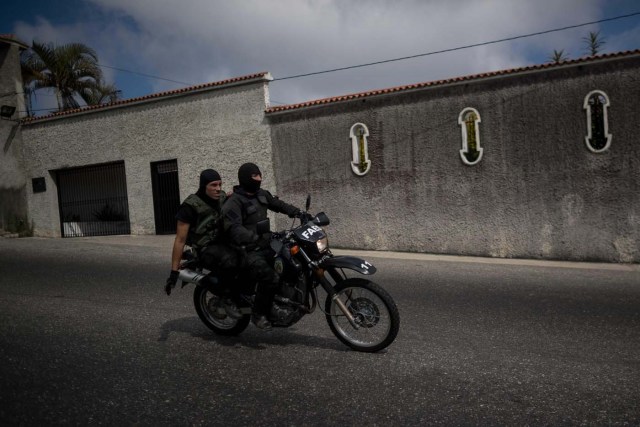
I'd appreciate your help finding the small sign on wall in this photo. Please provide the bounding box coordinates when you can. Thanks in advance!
[32,177,46,193]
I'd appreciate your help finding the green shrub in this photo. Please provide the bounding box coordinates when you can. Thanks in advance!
[93,204,126,221]
[7,215,34,237]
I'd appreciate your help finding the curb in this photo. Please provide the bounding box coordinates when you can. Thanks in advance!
[331,249,640,272]
[17,234,640,272]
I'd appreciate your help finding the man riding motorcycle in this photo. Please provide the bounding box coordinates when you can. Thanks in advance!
[165,169,241,317]
[171,166,400,351]
[222,163,302,331]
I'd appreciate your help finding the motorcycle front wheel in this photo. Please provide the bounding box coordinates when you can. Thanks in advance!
[193,286,250,336]
[325,278,400,352]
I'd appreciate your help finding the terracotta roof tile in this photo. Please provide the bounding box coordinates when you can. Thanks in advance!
[22,71,271,123]
[0,34,29,49]
[266,49,640,114]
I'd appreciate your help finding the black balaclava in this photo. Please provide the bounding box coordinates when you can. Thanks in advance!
[238,163,262,193]
[196,169,222,205]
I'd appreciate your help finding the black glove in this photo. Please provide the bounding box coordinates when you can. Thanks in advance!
[297,211,313,222]
[288,209,302,218]
[165,270,179,295]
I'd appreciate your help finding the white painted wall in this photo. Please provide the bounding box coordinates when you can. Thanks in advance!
[20,77,274,237]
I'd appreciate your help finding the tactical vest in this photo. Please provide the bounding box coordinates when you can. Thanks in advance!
[183,193,226,251]
[231,190,269,234]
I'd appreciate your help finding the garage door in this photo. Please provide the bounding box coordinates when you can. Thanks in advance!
[57,162,131,237]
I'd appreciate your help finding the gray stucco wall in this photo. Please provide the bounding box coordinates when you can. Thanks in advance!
[268,55,640,262]
[21,78,273,237]
[0,42,27,230]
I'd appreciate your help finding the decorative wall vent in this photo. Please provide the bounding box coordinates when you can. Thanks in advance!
[458,107,483,165]
[349,123,371,176]
[583,90,612,153]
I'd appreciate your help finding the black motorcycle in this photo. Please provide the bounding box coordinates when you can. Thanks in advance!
[178,197,400,352]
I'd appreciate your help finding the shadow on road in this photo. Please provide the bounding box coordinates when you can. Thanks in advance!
[158,316,348,352]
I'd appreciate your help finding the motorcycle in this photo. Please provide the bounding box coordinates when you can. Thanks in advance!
[178,196,400,352]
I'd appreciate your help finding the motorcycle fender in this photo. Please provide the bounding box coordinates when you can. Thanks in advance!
[321,256,377,275]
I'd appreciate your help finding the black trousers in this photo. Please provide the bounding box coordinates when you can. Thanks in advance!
[200,243,241,272]
[244,249,280,316]
[198,243,242,295]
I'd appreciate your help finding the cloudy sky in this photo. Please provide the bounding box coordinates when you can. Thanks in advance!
[3,0,640,114]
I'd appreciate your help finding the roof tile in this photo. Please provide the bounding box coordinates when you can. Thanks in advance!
[0,34,29,49]
[265,49,640,114]
[22,71,271,123]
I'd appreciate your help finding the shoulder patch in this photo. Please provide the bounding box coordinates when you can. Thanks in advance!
[225,210,240,221]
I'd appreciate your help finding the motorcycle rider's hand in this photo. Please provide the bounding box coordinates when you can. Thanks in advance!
[165,270,179,295]
[297,211,313,222]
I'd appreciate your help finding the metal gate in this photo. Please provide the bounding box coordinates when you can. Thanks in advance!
[151,159,180,234]
[57,162,131,237]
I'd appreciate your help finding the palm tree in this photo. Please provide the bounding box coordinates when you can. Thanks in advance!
[21,41,109,112]
[20,49,41,116]
[583,31,606,56]
[548,49,570,64]
[79,82,121,105]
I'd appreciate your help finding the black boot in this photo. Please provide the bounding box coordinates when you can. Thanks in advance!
[253,282,276,331]
[223,297,243,319]
[251,314,272,331]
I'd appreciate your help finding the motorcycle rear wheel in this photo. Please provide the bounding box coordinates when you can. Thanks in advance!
[193,286,250,336]
[325,278,400,352]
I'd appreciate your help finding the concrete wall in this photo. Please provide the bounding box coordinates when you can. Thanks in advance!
[7,45,639,262]
[268,55,640,262]
[20,78,273,237]
[0,41,27,230]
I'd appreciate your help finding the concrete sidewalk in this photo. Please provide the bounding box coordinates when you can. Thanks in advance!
[22,234,640,272]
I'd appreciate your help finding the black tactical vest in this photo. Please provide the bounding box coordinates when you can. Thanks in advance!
[231,190,269,234]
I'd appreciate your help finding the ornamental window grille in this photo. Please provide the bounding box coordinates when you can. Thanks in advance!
[349,123,371,176]
[583,90,612,153]
[458,108,483,165]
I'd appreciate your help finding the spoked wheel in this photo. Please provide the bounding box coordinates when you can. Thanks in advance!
[193,286,250,336]
[325,278,400,352]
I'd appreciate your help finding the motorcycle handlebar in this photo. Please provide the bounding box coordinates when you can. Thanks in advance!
[298,212,313,223]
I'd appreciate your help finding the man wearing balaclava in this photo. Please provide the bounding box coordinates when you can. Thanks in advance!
[165,169,239,312]
[223,163,302,331]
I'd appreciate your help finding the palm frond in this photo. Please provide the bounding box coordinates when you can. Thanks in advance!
[548,49,570,64]
[20,40,117,112]
[582,31,606,56]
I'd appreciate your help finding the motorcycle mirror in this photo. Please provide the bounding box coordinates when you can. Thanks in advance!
[313,212,330,226]
[305,194,311,211]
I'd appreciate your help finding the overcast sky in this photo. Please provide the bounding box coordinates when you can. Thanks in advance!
[3,0,640,114]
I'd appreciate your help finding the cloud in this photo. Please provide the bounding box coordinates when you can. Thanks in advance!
[15,0,638,107]
[85,0,607,103]
[606,24,640,52]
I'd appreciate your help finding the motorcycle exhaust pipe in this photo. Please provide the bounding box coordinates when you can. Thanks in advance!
[178,269,218,287]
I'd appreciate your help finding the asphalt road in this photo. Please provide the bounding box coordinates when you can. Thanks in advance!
[0,236,639,425]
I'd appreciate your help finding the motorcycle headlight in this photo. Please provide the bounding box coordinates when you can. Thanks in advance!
[316,236,329,253]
